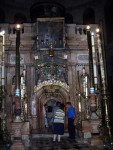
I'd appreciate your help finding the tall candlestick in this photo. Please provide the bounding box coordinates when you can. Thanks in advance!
[86,26,97,118]
[1,33,5,86]
[96,28,112,144]
[23,65,26,77]
[86,26,94,88]
[14,25,22,122]
[91,32,98,88]
[1,32,5,116]
[81,66,89,118]
[15,26,20,96]
[0,36,2,87]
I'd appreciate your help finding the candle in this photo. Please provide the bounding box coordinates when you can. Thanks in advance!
[78,101,81,112]
[85,76,88,83]
[25,103,27,114]
[23,65,26,78]
[91,32,98,85]
[85,75,88,97]
[86,85,88,97]
[96,29,106,83]
[93,65,97,84]
[1,66,5,85]
[21,76,24,84]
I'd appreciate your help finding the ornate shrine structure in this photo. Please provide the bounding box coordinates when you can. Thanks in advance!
[0,2,112,149]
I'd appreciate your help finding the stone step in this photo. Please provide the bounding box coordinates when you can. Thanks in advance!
[32,133,69,138]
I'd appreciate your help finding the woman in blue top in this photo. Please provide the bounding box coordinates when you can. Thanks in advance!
[66,102,76,140]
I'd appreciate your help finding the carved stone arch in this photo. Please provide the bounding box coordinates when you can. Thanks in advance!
[31,84,69,133]
[35,84,69,100]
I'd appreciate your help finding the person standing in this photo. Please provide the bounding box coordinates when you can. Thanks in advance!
[66,102,76,140]
[53,103,65,143]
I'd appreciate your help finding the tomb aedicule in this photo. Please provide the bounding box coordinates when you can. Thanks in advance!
[0,15,110,148]
[3,22,100,128]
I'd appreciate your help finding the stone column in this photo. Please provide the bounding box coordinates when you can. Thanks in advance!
[68,65,73,101]
[72,65,76,106]
[31,94,38,132]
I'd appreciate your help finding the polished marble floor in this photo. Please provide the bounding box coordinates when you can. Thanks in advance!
[26,133,103,150]
[29,137,90,150]
[0,133,104,150]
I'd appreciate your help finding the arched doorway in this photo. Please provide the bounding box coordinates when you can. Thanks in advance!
[31,83,69,134]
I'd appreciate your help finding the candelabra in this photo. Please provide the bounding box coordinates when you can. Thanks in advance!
[0,30,6,129]
[0,30,12,149]
[15,24,21,97]
[96,28,113,147]
[76,70,82,126]
[0,30,5,130]
[14,24,22,122]
[81,67,89,119]
[86,26,97,119]
[10,24,25,150]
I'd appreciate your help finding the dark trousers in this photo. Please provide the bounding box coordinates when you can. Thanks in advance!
[68,118,75,139]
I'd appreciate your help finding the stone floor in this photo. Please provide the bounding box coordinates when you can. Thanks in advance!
[25,133,104,150]
[0,134,104,150]
[29,137,89,150]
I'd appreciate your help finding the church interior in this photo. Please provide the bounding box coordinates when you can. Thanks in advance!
[0,0,113,149]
